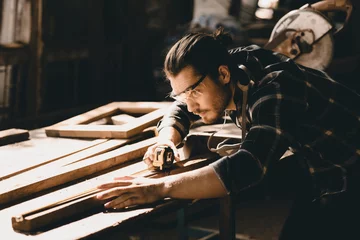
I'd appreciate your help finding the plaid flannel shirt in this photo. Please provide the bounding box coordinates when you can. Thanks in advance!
[158,45,360,199]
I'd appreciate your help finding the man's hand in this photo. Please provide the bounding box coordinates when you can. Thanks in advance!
[96,176,166,209]
[96,166,228,209]
[142,139,181,168]
[142,127,183,168]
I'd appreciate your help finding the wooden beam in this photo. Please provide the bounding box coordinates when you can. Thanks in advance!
[46,107,168,139]
[0,137,158,205]
[0,128,29,146]
[11,153,218,232]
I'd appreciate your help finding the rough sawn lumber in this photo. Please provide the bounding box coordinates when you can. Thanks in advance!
[0,137,158,205]
[11,154,218,232]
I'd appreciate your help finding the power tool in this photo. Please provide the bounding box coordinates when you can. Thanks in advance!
[265,0,352,70]
[153,146,175,171]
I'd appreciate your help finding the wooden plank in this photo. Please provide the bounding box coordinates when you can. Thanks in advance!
[1,129,154,185]
[1,129,154,183]
[46,107,167,139]
[0,128,29,146]
[0,160,185,239]
[11,154,218,232]
[0,138,107,180]
[0,137,158,205]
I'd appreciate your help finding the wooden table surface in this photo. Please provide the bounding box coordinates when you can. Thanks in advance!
[0,126,224,239]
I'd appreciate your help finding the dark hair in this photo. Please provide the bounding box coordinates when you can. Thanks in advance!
[164,27,233,81]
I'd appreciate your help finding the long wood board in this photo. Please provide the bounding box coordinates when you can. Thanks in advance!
[0,137,158,205]
[11,153,218,232]
[0,139,108,180]
[0,130,155,191]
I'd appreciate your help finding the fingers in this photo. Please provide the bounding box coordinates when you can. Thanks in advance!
[97,181,132,190]
[113,176,134,181]
[143,141,182,167]
[173,150,181,162]
[97,188,144,209]
[96,178,163,209]
[103,193,136,209]
[110,197,139,209]
[143,158,153,169]
[142,150,154,168]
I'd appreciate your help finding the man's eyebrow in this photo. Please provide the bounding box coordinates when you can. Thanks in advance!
[177,74,206,95]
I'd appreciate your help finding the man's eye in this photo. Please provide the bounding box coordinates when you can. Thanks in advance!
[191,89,201,97]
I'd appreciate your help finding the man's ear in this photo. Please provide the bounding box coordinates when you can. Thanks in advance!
[218,65,231,85]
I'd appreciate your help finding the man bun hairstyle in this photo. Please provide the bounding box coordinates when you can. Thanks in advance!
[164,27,233,81]
[213,27,233,48]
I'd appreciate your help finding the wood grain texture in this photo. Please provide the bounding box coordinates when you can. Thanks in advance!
[0,137,158,205]
[1,129,154,182]
[11,153,218,232]
[0,139,107,180]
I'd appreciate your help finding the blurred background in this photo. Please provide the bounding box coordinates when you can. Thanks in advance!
[0,0,359,130]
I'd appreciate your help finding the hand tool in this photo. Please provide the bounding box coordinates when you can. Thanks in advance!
[152,146,175,171]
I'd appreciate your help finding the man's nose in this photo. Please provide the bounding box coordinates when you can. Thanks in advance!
[186,99,199,114]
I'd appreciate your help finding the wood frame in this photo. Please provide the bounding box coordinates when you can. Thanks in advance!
[45,101,172,139]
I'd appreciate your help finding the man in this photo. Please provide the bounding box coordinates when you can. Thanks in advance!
[96,28,360,239]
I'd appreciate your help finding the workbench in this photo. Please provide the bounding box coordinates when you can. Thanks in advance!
[0,123,243,239]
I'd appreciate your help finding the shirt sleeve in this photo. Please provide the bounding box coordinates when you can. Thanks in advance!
[210,70,309,195]
[157,101,201,139]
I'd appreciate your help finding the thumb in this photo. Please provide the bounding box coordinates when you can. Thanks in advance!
[114,176,134,181]
[172,148,181,162]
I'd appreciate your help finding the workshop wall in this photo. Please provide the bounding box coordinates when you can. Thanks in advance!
[0,0,359,130]
[0,0,193,130]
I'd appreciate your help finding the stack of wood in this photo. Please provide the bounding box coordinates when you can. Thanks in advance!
[1,101,220,234]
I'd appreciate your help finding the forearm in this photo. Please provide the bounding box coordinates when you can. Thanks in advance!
[162,166,227,199]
